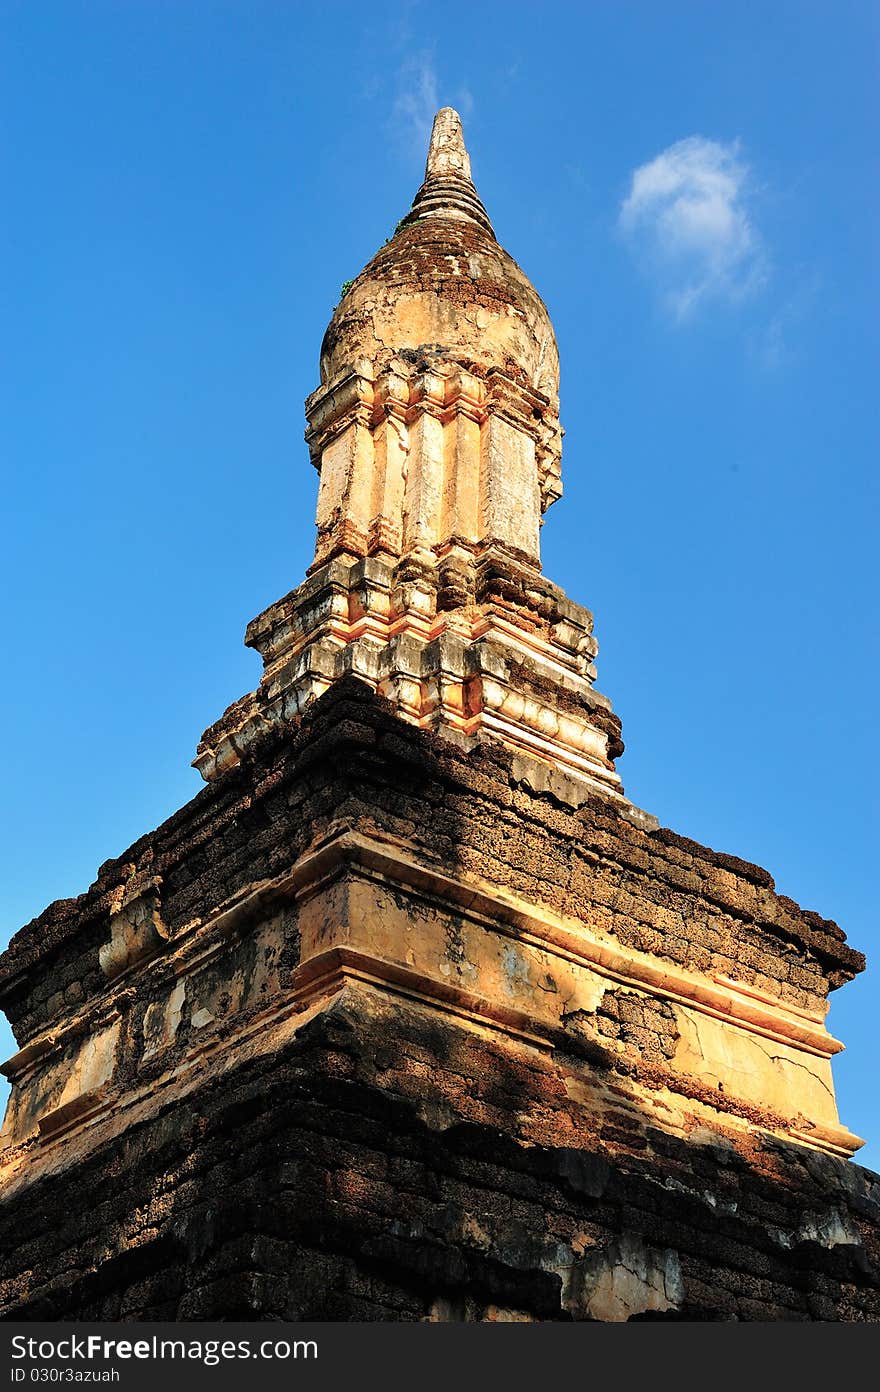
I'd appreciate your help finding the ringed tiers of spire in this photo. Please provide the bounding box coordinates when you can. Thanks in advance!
[402,106,495,234]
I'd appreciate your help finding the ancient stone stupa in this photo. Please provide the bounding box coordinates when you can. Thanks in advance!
[1,110,877,1321]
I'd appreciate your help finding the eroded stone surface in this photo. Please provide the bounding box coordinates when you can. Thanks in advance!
[1,682,865,1157]
[0,976,877,1321]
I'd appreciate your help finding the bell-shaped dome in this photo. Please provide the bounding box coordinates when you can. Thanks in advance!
[319,109,560,407]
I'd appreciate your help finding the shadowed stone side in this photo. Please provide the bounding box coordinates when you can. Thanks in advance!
[1,983,878,1321]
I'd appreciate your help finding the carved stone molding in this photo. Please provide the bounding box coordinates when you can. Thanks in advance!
[99,877,169,980]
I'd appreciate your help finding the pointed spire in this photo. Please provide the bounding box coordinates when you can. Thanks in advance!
[404,108,495,237]
[425,107,472,181]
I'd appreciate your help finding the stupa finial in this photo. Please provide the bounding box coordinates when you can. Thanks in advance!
[406,107,494,235]
[425,107,472,181]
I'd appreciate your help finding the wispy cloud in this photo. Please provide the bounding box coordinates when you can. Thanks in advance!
[392,53,472,162]
[619,137,767,319]
[749,273,821,372]
[393,52,439,156]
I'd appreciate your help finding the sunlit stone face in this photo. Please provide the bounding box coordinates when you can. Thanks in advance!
[320,215,560,408]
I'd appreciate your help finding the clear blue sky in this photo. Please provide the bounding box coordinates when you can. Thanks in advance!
[1,2,877,1167]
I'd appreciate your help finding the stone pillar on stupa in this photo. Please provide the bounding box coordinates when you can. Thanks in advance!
[194,108,629,809]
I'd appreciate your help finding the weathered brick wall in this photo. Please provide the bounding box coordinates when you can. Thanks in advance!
[2,678,855,1044]
[0,679,874,1320]
[0,988,878,1321]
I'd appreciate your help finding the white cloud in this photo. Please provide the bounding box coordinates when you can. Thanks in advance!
[749,273,820,372]
[393,53,440,158]
[619,137,767,318]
